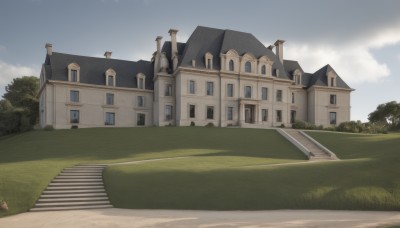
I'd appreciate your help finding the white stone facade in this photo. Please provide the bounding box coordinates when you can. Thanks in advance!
[39,26,353,129]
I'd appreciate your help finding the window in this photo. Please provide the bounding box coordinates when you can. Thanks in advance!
[331,78,335,87]
[227,84,234,97]
[245,61,251,73]
[262,109,268,122]
[330,112,337,125]
[189,80,195,94]
[276,90,282,102]
[137,73,146,89]
[227,107,233,121]
[205,52,213,69]
[229,60,234,71]
[276,110,282,122]
[272,69,278,76]
[70,110,79,124]
[68,63,80,82]
[207,106,214,119]
[137,96,145,107]
[206,82,214,96]
[105,112,115,125]
[107,75,114,86]
[261,65,266,75]
[137,113,145,126]
[165,84,172,96]
[291,110,296,123]
[292,92,295,104]
[189,105,195,118]
[245,86,252,98]
[70,90,79,102]
[330,94,337,105]
[138,78,144,89]
[71,70,78,82]
[106,93,114,105]
[262,87,268,100]
[165,105,173,121]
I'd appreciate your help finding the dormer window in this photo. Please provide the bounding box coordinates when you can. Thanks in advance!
[229,60,234,71]
[261,65,266,75]
[272,68,279,76]
[105,68,116,86]
[205,52,213,69]
[245,61,251,73]
[68,63,80,82]
[137,73,146,89]
[327,70,337,87]
[293,69,302,85]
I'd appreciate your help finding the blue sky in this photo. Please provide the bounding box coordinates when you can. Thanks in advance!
[1,0,400,121]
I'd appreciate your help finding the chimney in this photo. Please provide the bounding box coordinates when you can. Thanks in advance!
[274,40,285,64]
[168,29,178,57]
[104,51,112,59]
[156,36,163,55]
[154,36,163,73]
[168,29,179,71]
[45,43,53,55]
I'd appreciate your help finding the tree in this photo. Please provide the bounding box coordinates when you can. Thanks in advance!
[368,101,400,130]
[2,76,39,125]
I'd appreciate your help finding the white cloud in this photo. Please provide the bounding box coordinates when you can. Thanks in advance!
[284,43,390,84]
[0,61,40,96]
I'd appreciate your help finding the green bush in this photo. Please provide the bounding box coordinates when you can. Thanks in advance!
[205,122,215,128]
[190,121,195,126]
[43,125,54,131]
[292,120,317,130]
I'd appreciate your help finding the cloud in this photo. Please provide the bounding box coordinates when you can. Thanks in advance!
[270,22,400,85]
[284,43,390,85]
[0,61,40,96]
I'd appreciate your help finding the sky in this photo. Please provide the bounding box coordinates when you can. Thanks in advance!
[0,0,400,121]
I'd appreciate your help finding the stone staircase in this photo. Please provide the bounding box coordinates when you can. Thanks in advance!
[30,164,113,212]
[278,129,338,161]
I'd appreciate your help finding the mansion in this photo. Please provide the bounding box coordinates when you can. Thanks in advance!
[39,26,353,129]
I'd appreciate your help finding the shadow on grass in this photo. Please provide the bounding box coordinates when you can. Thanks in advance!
[104,158,400,211]
[0,127,306,164]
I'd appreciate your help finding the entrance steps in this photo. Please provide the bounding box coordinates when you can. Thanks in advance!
[278,129,338,161]
[30,164,113,212]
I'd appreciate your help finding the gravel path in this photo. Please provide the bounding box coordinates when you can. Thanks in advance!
[1,209,399,227]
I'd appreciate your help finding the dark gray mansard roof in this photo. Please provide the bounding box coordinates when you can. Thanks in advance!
[178,26,289,79]
[44,26,351,90]
[44,52,154,89]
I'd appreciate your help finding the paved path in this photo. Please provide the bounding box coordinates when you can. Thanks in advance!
[1,209,400,227]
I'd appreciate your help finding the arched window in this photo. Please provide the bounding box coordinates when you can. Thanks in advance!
[245,61,251,73]
[229,60,234,71]
[105,68,116,86]
[68,63,80,82]
[261,65,266,75]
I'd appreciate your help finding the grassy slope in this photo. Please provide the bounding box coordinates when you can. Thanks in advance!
[104,132,400,211]
[0,127,303,217]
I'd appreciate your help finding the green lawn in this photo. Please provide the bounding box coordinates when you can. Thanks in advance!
[104,131,400,211]
[0,127,304,217]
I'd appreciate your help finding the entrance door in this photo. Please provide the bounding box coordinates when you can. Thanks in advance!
[290,110,296,123]
[244,105,254,123]
[137,113,145,126]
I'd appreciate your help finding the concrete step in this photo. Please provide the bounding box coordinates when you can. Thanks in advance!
[38,197,109,202]
[43,189,106,194]
[52,178,103,182]
[64,167,104,171]
[74,165,107,168]
[46,185,105,190]
[57,175,102,178]
[40,193,107,198]
[61,170,103,174]
[35,200,111,207]
[49,182,103,186]
[30,204,113,212]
